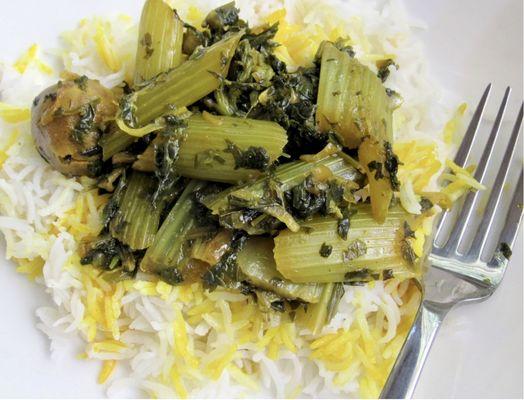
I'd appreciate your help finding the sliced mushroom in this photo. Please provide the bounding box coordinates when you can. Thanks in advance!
[31,74,121,177]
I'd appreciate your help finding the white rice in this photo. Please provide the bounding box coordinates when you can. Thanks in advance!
[0,0,456,397]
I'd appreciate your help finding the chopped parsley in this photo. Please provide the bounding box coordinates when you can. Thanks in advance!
[73,75,89,91]
[141,32,154,59]
[382,269,394,280]
[420,197,434,212]
[225,140,269,170]
[401,239,417,265]
[71,103,95,144]
[403,221,416,239]
[367,160,384,180]
[337,208,356,241]
[337,216,350,241]
[376,59,398,83]
[319,243,333,258]
[344,268,369,281]
[493,242,513,264]
[343,239,367,262]
[157,268,184,285]
[384,141,401,191]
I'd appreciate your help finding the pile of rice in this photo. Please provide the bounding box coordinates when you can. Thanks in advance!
[0,0,470,397]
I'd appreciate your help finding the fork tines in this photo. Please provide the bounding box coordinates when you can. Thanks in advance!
[434,85,523,264]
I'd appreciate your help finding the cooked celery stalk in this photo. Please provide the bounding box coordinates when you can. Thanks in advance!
[134,0,184,84]
[133,32,243,126]
[140,180,203,273]
[100,2,186,160]
[102,32,243,159]
[203,153,364,233]
[109,171,162,250]
[237,237,323,303]
[316,42,396,222]
[274,205,418,283]
[296,282,344,334]
[132,113,288,183]
[191,230,233,265]
[178,113,287,182]
[316,42,393,148]
[100,131,136,161]
[358,136,392,223]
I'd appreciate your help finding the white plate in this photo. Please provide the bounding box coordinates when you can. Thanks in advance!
[0,0,522,397]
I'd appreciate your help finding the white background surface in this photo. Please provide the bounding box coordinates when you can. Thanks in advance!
[0,0,522,398]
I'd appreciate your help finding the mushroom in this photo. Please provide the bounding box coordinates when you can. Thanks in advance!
[31,74,120,177]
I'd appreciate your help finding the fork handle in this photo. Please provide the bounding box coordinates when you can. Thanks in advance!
[380,302,446,399]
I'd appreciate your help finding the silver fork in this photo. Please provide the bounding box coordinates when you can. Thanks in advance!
[381,85,524,399]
